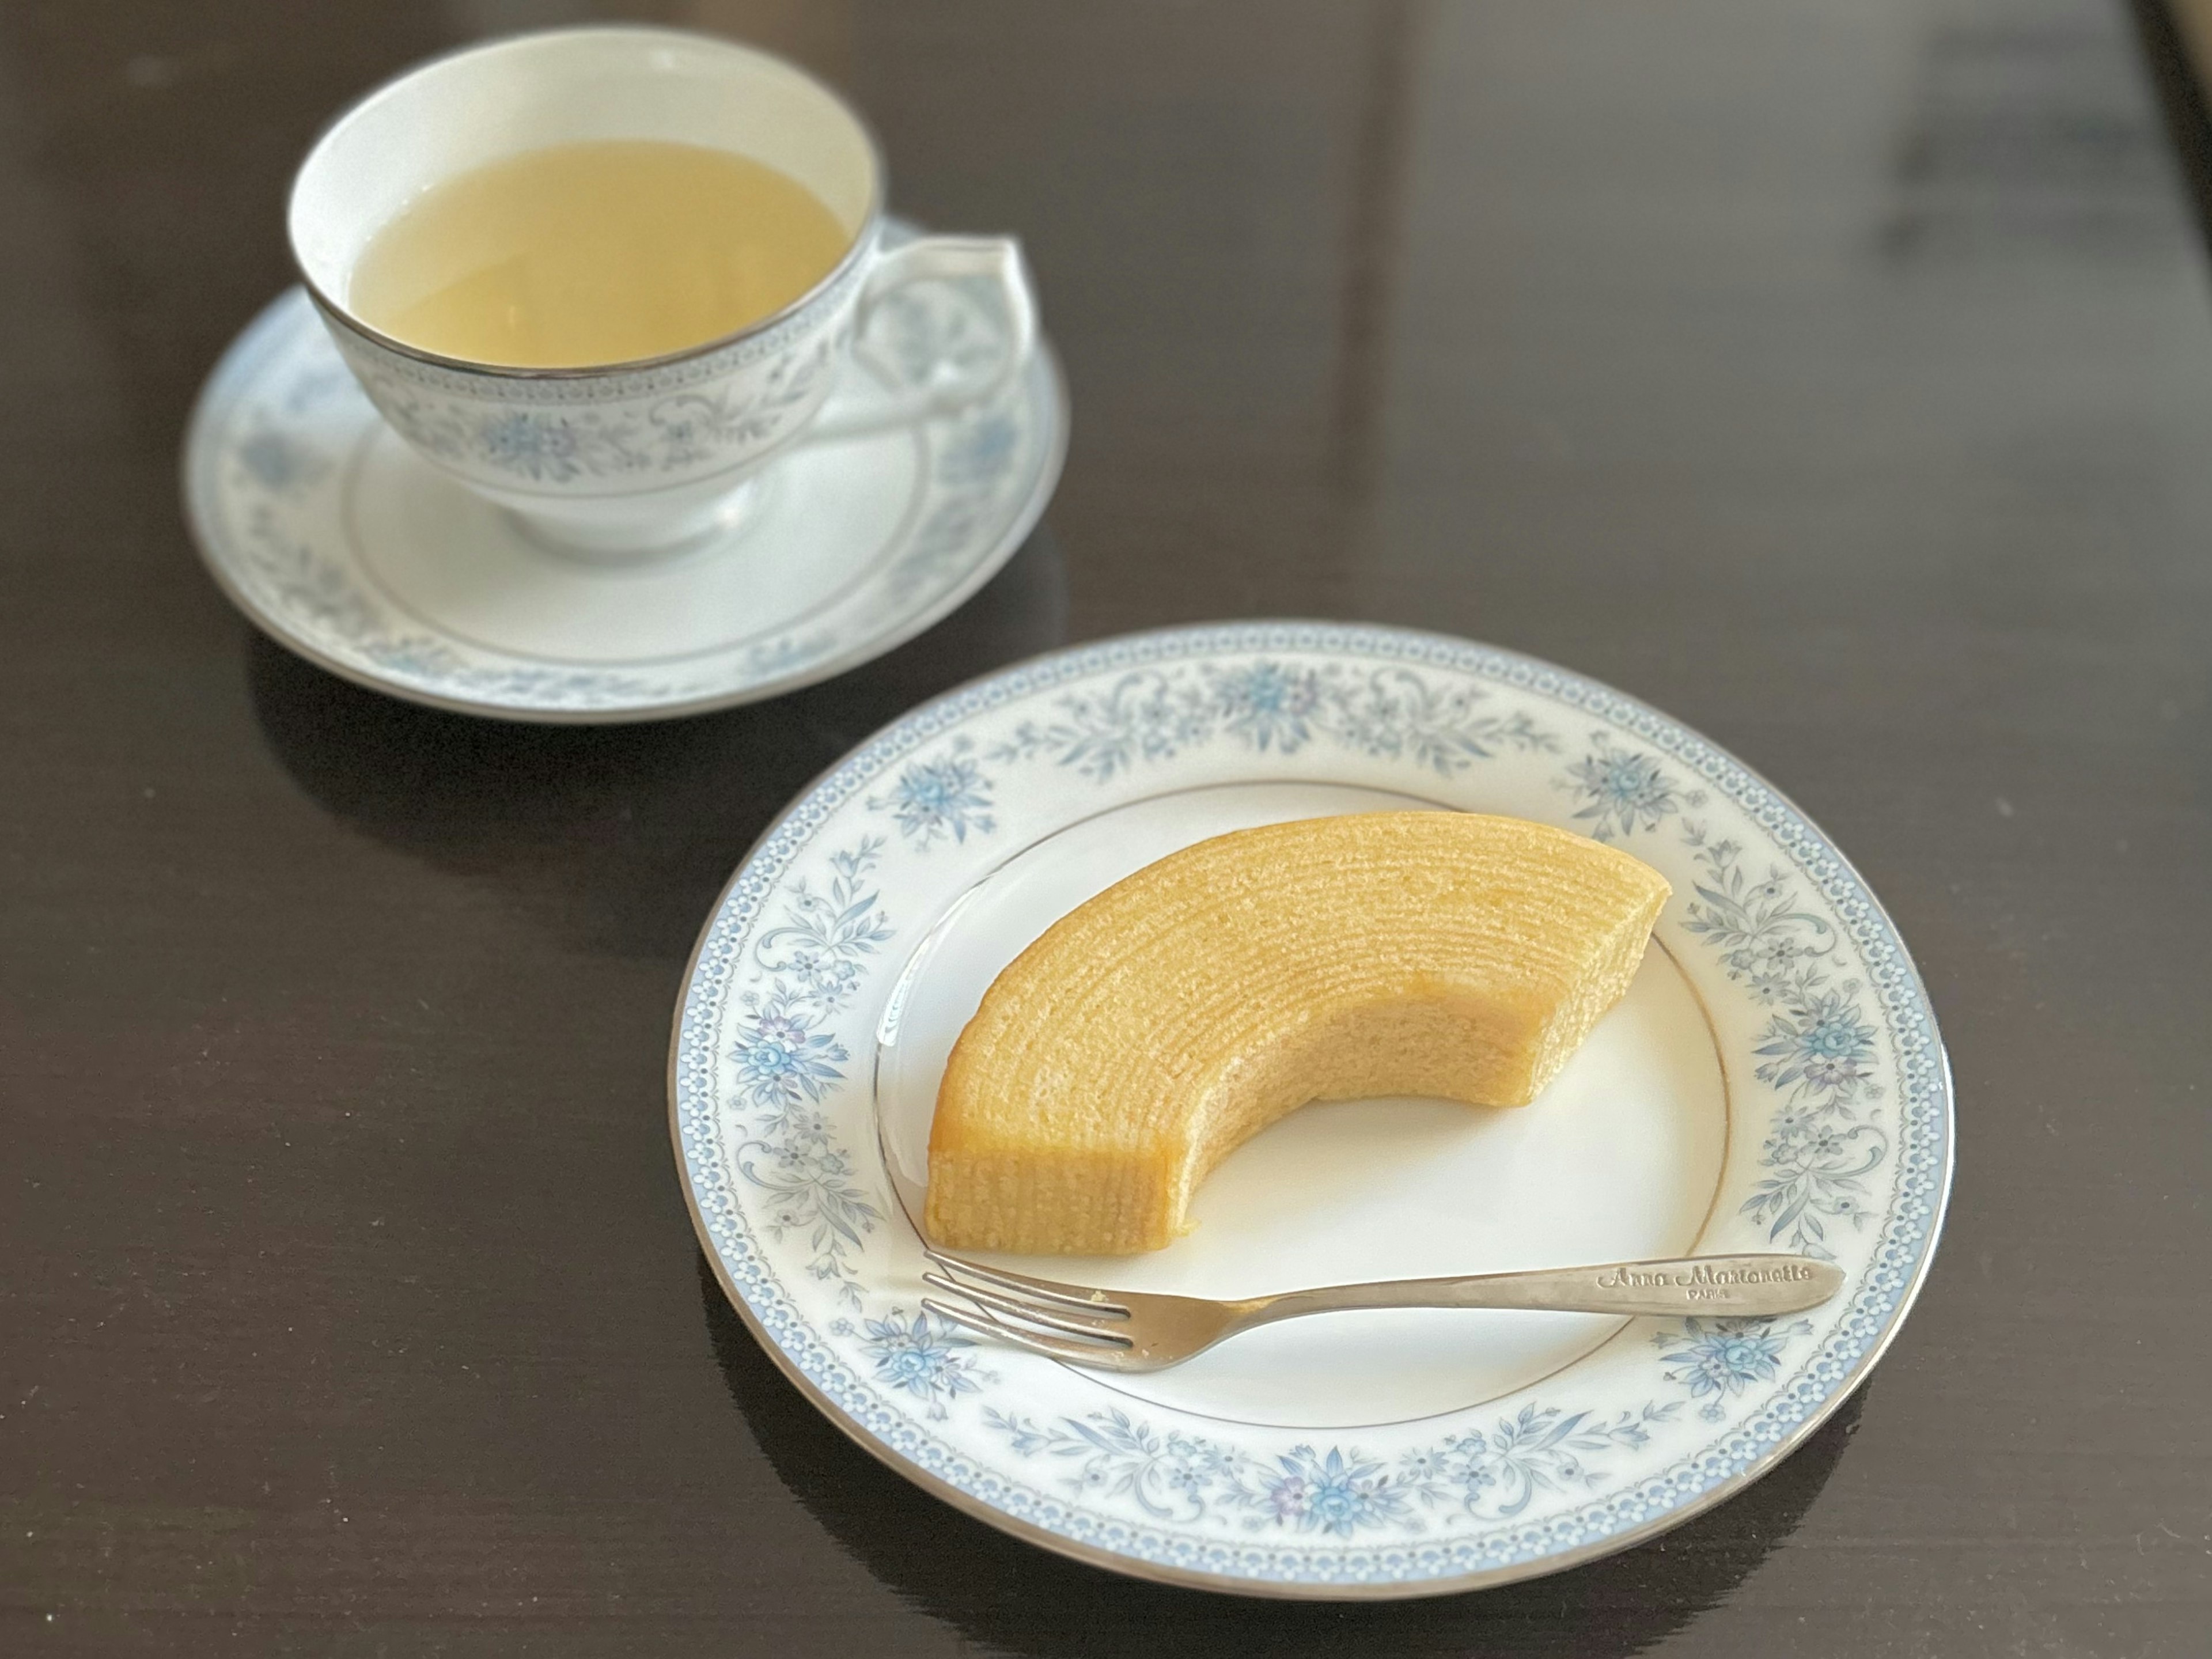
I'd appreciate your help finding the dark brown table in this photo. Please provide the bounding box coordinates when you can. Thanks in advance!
[8,1,2212,1652]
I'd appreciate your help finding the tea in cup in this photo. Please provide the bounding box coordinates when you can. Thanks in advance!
[288,26,1035,556]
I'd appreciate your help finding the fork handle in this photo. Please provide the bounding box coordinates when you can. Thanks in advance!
[1248,1254,1843,1324]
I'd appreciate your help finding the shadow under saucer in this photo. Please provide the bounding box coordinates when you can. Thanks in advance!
[246,524,1069,961]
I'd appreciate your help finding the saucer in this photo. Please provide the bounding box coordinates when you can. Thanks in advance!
[671,622,1953,1597]
[181,231,1067,723]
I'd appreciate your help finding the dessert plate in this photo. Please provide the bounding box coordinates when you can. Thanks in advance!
[670,622,1952,1597]
[180,225,1066,723]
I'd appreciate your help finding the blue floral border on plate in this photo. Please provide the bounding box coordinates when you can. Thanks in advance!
[670,620,1953,1593]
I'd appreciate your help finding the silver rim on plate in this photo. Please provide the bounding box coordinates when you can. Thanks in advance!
[669,620,1955,1597]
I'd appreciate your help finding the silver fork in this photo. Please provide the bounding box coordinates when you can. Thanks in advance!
[922,1248,1843,1372]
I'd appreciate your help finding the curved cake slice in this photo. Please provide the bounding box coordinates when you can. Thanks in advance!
[925,811,1672,1256]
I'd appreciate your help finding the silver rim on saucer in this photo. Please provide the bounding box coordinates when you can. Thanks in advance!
[668,621,1955,1598]
[180,257,1067,724]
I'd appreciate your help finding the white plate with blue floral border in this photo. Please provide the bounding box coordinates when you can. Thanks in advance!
[669,620,1952,1598]
[180,223,1066,724]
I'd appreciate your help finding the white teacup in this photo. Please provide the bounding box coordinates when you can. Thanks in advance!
[289,26,1036,558]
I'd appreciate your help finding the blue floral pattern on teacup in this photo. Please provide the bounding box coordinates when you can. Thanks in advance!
[185,281,1056,718]
[320,251,865,493]
[347,332,839,484]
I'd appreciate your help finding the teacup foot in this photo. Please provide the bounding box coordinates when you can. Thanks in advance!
[503,473,771,569]
[182,282,1065,721]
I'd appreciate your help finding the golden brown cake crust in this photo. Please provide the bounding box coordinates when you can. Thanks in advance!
[925,812,1671,1255]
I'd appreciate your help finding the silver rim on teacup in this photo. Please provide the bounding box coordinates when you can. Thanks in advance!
[289,25,888,381]
[287,25,1037,558]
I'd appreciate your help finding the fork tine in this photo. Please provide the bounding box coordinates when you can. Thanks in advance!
[921,1272,1131,1342]
[922,1298,1130,1367]
[922,1248,1131,1317]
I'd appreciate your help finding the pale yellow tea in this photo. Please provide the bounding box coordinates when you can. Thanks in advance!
[348,140,851,368]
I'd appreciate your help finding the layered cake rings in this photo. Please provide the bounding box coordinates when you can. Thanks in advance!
[925,812,1673,1255]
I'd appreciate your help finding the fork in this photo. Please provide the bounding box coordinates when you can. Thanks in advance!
[921,1248,1843,1372]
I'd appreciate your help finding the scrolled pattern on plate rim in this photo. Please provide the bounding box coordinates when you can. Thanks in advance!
[669,619,1955,1597]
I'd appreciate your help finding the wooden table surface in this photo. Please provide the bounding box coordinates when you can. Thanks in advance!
[7,1,2211,1653]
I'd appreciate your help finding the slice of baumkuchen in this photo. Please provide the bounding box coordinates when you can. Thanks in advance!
[924,811,1672,1256]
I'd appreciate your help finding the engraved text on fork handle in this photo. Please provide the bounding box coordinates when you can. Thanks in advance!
[1246,1254,1846,1325]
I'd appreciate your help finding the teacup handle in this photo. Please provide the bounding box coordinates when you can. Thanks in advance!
[809,234,1036,439]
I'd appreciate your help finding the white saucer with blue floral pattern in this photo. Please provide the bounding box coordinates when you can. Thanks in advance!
[181,234,1066,723]
[670,622,1952,1597]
